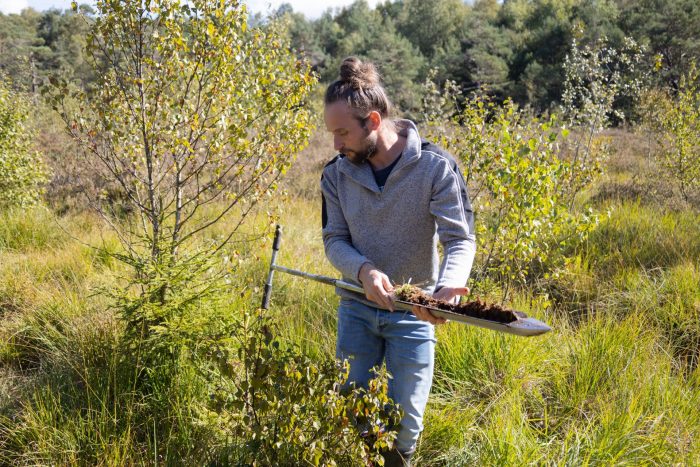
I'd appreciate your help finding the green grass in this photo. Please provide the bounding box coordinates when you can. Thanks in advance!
[0,206,67,252]
[1,133,699,464]
[266,192,700,465]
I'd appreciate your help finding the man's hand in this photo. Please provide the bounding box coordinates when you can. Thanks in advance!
[358,262,395,311]
[412,286,469,325]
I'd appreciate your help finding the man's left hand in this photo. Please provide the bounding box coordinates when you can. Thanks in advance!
[412,286,469,325]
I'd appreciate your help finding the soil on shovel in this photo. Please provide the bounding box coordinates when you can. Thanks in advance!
[394,284,522,324]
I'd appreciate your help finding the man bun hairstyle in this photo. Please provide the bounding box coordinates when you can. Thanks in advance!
[325,56,393,120]
[339,57,381,89]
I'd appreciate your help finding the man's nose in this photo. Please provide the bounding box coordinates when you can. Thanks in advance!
[333,136,343,152]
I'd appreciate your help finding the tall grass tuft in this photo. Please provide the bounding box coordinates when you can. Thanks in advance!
[0,205,66,252]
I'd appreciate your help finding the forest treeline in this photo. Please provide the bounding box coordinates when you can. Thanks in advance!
[2,0,699,117]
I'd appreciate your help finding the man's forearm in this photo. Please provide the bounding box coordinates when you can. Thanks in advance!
[435,236,476,290]
[324,234,372,283]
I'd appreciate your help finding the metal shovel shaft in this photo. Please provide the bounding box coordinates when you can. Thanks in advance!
[262,225,365,308]
[261,225,283,309]
[261,225,551,336]
[269,264,365,295]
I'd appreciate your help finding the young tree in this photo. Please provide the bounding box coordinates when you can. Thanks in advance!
[44,0,317,365]
[420,74,599,298]
[560,33,646,203]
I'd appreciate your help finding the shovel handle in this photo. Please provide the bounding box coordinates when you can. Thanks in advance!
[261,225,282,309]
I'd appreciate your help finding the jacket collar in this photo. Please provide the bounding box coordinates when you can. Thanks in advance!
[337,119,422,193]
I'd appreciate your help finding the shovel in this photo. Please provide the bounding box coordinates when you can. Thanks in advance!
[262,225,551,337]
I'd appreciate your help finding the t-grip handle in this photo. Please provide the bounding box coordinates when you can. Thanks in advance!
[261,224,282,309]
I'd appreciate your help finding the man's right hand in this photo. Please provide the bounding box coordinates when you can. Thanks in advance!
[358,262,395,311]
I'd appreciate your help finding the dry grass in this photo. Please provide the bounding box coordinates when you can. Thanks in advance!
[590,128,699,209]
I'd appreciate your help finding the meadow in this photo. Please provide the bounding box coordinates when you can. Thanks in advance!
[0,124,698,465]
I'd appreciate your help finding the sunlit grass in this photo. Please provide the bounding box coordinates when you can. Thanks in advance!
[1,137,699,464]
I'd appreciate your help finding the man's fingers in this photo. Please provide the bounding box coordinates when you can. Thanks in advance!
[380,291,394,311]
[412,305,446,325]
[382,275,394,293]
[411,305,425,320]
[362,277,394,311]
[371,279,392,311]
[432,286,471,305]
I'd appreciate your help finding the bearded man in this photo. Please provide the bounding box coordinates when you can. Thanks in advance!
[321,57,476,466]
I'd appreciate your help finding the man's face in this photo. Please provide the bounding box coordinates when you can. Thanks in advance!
[324,101,377,165]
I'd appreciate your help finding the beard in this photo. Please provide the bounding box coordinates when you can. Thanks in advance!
[343,129,377,165]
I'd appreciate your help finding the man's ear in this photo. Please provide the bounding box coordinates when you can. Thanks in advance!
[364,110,382,131]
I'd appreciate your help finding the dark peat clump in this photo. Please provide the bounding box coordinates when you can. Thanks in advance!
[394,284,522,324]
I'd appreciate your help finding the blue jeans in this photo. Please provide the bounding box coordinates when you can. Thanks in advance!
[336,298,436,454]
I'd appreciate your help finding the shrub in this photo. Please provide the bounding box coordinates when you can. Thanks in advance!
[0,77,48,208]
[203,311,401,466]
[421,82,599,297]
[643,62,700,204]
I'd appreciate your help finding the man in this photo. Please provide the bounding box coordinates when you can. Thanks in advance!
[321,57,476,466]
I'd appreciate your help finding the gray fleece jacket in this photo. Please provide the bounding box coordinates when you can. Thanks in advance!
[320,119,476,308]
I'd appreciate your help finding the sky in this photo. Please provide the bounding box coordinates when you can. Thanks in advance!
[0,0,380,18]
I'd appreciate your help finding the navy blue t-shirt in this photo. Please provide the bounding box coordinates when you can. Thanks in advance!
[372,154,402,191]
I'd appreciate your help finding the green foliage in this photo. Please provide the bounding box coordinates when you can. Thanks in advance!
[203,311,401,466]
[393,0,467,62]
[0,7,93,94]
[447,8,512,98]
[504,0,625,110]
[48,0,316,266]
[44,0,316,360]
[2,175,700,465]
[33,2,405,464]
[644,63,700,203]
[0,205,64,251]
[618,0,700,90]
[561,33,647,129]
[272,6,328,72]
[0,77,47,208]
[421,79,599,296]
[559,33,647,204]
[3,0,700,115]
[0,9,50,92]
[502,0,577,109]
[4,1,700,465]
[425,287,700,466]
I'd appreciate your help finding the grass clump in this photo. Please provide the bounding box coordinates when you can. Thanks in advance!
[586,202,700,278]
[0,206,66,252]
